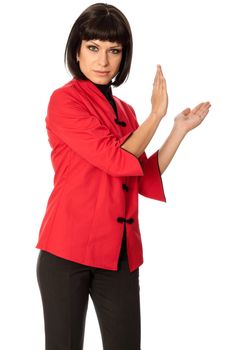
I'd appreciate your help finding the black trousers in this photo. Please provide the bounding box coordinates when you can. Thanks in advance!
[36,225,141,350]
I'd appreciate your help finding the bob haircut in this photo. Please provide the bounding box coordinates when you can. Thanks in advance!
[64,3,133,87]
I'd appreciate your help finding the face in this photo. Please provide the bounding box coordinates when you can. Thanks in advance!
[77,39,123,85]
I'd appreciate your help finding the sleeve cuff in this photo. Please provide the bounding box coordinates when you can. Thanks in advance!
[138,149,166,202]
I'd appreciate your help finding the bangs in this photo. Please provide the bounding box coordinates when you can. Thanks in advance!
[81,16,129,46]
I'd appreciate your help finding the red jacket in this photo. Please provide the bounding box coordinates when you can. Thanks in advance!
[35,78,166,272]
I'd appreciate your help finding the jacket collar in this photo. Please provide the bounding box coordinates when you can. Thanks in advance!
[71,78,120,120]
[72,78,114,100]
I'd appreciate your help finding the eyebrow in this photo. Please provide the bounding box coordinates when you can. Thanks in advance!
[88,40,122,48]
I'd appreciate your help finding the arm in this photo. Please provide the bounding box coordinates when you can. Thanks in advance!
[158,124,186,175]
[121,64,168,157]
[121,112,162,157]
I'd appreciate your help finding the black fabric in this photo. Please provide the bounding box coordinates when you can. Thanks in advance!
[94,82,118,117]
[118,224,127,258]
[36,226,141,350]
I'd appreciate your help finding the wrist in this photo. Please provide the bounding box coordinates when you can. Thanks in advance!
[172,123,188,139]
[149,111,163,121]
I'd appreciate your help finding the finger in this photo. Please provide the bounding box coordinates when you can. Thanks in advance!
[197,108,210,121]
[203,109,209,117]
[182,108,191,116]
[160,71,165,87]
[157,65,165,80]
[156,64,166,91]
[153,65,160,84]
[197,102,211,115]
[191,102,205,114]
[158,64,163,75]
[154,66,161,88]
[202,102,211,111]
[160,66,166,83]
[157,65,166,90]
[193,101,211,112]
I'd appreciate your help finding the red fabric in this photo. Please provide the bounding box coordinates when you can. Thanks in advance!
[35,79,166,272]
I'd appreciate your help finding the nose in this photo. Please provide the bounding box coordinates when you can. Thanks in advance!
[97,50,109,67]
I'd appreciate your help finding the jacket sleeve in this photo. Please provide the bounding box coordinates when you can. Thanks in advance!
[125,103,166,202]
[138,150,166,202]
[46,88,144,177]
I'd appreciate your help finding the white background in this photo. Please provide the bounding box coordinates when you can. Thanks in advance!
[0,0,231,349]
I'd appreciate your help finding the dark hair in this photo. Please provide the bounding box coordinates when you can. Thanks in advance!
[64,3,133,87]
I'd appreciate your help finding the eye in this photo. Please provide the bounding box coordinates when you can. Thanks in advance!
[109,48,122,55]
[87,45,98,52]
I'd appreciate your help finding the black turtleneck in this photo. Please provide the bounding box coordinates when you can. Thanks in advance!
[94,82,118,117]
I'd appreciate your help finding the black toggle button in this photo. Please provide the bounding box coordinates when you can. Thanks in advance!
[122,184,129,192]
[114,118,127,127]
[117,217,134,224]
[117,217,125,223]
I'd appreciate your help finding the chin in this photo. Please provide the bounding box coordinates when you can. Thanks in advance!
[91,77,111,85]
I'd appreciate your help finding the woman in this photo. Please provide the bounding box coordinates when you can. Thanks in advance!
[36,3,211,350]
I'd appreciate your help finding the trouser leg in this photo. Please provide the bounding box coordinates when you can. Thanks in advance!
[89,227,141,350]
[36,250,91,350]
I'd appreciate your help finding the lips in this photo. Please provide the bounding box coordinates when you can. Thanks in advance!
[93,70,110,75]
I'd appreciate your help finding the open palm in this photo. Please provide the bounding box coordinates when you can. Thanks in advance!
[174,102,211,133]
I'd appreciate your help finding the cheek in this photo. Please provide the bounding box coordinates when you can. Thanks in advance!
[79,48,94,64]
[79,55,93,70]
[113,56,122,70]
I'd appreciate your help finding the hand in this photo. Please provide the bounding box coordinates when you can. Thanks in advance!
[174,102,211,134]
[150,64,168,119]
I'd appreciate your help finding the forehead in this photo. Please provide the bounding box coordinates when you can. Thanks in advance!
[82,39,122,48]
